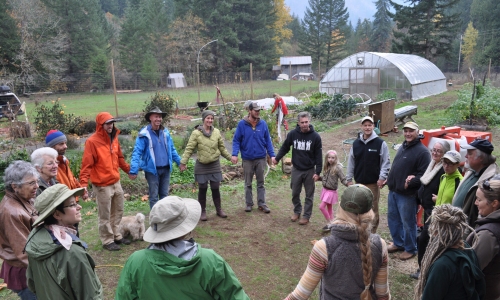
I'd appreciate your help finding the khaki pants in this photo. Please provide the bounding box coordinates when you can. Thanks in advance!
[364,182,380,233]
[93,181,124,245]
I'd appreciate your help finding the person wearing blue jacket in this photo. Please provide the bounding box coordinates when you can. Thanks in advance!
[231,101,275,213]
[129,107,181,209]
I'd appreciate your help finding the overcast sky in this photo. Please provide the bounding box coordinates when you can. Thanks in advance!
[285,0,404,25]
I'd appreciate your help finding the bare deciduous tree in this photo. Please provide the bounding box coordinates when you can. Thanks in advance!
[8,0,68,93]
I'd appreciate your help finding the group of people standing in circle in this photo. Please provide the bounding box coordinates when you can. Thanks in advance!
[1,93,500,299]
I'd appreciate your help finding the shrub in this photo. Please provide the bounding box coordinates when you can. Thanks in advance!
[0,149,31,193]
[66,136,80,150]
[376,90,397,102]
[65,150,83,180]
[303,93,357,121]
[33,100,88,137]
[447,82,500,126]
[141,92,177,126]
[118,121,141,135]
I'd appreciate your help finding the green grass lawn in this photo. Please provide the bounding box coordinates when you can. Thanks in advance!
[23,80,318,120]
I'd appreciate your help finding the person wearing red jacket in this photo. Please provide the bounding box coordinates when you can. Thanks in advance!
[271,93,289,130]
[79,112,131,251]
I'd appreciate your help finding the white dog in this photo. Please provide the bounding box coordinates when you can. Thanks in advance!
[119,213,145,241]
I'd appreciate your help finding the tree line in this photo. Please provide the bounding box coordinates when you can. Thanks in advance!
[0,0,498,92]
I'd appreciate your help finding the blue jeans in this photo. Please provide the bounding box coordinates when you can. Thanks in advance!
[388,190,418,254]
[145,166,171,209]
[12,288,37,300]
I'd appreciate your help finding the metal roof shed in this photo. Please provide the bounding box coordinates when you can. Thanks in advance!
[319,52,447,100]
[167,73,187,88]
[280,56,313,75]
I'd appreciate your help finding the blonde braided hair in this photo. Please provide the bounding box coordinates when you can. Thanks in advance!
[414,204,475,299]
[335,207,374,300]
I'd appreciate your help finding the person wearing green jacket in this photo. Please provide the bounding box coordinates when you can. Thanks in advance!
[26,184,103,300]
[434,150,463,206]
[179,110,232,221]
[116,196,249,300]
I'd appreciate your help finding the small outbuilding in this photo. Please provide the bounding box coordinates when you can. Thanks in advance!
[279,56,313,75]
[166,73,187,88]
[319,52,447,100]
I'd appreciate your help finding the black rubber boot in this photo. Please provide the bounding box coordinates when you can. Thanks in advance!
[198,187,208,221]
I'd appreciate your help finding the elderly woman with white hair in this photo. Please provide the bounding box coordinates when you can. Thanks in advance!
[0,160,39,299]
[31,147,59,196]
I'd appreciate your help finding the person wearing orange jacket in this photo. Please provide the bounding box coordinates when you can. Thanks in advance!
[79,112,131,251]
[45,129,88,201]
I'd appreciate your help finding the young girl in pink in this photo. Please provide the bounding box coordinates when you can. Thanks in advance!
[319,150,348,231]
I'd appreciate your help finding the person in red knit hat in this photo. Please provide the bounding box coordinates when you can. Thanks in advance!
[45,129,88,201]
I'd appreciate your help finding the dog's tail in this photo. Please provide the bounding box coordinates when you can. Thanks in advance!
[136,213,145,223]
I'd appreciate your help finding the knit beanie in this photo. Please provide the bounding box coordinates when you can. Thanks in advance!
[202,110,215,121]
[45,130,67,147]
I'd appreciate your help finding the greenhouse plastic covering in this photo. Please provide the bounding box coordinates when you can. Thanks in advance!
[319,52,447,100]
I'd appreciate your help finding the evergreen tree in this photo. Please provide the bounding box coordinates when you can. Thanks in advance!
[143,0,171,72]
[233,0,277,71]
[370,0,392,52]
[0,0,20,72]
[470,0,500,66]
[355,19,372,52]
[390,0,460,60]
[299,0,327,69]
[119,0,150,76]
[42,0,112,74]
[322,0,348,69]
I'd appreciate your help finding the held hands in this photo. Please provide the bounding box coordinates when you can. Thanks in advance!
[377,179,386,189]
[271,157,277,165]
[312,174,320,181]
[128,174,137,180]
[82,188,89,200]
[404,175,415,189]
[179,164,187,172]
[231,156,238,164]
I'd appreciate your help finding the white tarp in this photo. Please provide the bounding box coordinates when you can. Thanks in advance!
[248,96,302,109]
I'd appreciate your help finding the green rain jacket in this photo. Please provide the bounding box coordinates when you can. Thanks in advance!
[116,245,249,300]
[25,227,103,300]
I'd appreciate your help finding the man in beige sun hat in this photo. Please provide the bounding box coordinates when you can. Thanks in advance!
[116,196,250,299]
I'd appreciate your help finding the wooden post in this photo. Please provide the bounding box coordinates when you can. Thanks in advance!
[111,59,118,117]
[318,61,321,79]
[289,61,292,95]
[250,63,253,100]
[488,58,492,81]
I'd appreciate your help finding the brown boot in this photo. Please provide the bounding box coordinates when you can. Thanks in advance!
[198,188,208,221]
[212,189,227,218]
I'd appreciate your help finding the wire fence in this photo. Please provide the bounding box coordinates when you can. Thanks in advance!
[0,70,282,95]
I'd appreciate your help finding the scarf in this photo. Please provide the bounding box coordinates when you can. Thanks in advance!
[197,125,213,137]
[48,224,77,250]
[420,160,443,185]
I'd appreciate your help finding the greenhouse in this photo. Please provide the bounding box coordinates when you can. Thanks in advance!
[319,52,447,100]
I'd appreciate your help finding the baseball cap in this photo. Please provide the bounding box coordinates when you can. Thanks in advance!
[248,102,261,111]
[442,150,461,163]
[361,116,374,124]
[461,139,494,155]
[403,121,419,130]
[340,184,373,215]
